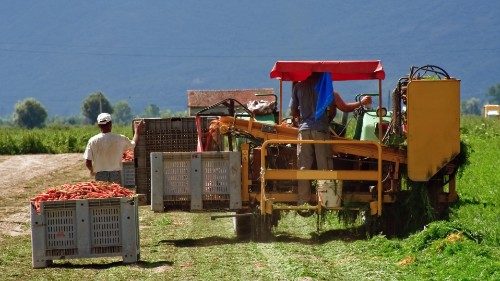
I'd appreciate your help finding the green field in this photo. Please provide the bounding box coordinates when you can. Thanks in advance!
[0,124,133,154]
[0,116,498,280]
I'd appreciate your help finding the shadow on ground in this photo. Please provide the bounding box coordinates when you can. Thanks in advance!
[49,260,172,269]
[158,236,246,247]
[158,225,369,247]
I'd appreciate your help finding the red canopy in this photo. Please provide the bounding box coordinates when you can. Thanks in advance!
[269,60,385,82]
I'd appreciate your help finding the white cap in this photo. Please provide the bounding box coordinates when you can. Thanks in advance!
[97,113,112,124]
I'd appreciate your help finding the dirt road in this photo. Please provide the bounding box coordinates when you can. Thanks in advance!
[0,154,83,196]
[0,154,85,238]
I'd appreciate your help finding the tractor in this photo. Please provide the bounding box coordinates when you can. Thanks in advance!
[150,60,462,240]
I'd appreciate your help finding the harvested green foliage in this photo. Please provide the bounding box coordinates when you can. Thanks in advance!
[400,181,436,234]
[456,140,472,178]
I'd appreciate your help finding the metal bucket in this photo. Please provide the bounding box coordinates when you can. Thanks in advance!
[317,180,342,208]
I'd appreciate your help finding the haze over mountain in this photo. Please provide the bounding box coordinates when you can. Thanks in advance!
[1,1,499,117]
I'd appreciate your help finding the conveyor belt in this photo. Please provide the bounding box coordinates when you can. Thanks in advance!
[219,116,407,164]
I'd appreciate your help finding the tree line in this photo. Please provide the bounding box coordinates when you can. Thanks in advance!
[2,91,188,128]
[3,84,500,129]
[461,84,500,115]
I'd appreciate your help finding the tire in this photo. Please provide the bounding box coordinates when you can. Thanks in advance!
[364,204,402,238]
[427,179,449,220]
[233,210,254,240]
[253,214,273,242]
[234,214,252,239]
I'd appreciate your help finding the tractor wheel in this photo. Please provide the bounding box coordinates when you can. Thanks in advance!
[380,203,401,237]
[234,211,252,240]
[426,179,450,220]
[364,204,402,237]
[363,211,382,238]
[252,214,273,242]
[270,209,281,228]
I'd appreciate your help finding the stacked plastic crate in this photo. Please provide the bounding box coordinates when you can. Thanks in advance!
[121,149,135,187]
[121,161,135,187]
[134,117,213,204]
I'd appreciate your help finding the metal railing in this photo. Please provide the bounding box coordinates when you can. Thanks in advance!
[259,139,383,216]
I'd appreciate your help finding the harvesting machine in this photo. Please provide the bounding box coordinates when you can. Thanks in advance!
[149,60,462,239]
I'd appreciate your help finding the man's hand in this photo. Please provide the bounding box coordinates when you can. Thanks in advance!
[360,95,372,106]
[134,119,145,134]
[85,159,95,177]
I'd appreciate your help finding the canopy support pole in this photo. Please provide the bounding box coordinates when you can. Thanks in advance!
[279,79,283,122]
[378,79,383,142]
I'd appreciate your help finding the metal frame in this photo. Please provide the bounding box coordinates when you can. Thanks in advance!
[258,139,383,216]
[269,63,386,216]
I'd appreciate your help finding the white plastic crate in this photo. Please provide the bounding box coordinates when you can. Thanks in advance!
[121,161,135,187]
[150,151,241,212]
[31,196,140,268]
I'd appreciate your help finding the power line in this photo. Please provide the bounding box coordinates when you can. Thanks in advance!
[0,46,498,59]
[0,47,275,58]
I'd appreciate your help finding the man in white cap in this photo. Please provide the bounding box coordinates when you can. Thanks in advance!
[83,113,144,183]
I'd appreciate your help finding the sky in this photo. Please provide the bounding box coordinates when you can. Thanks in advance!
[0,1,499,117]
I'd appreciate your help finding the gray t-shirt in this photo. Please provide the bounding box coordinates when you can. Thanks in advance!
[289,76,331,132]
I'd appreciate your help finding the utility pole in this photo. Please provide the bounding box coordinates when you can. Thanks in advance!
[99,92,103,113]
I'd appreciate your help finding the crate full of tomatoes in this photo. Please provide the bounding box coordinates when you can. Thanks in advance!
[122,149,135,187]
[30,181,139,268]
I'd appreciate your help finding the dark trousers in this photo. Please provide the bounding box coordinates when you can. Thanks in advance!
[95,171,121,184]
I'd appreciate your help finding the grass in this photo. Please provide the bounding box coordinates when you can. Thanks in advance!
[0,116,498,280]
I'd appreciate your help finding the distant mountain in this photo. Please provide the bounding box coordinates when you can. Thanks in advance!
[1,1,499,117]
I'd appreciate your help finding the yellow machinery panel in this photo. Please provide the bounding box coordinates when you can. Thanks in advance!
[407,79,460,181]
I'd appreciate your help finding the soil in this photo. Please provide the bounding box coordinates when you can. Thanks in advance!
[0,154,84,238]
[0,154,83,196]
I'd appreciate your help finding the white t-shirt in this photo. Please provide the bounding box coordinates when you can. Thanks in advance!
[83,132,135,173]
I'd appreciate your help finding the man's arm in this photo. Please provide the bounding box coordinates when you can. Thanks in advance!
[131,120,145,145]
[289,84,301,127]
[85,159,95,176]
[334,92,372,113]
[290,106,300,127]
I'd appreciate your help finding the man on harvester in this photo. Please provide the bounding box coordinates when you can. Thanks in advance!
[289,72,372,204]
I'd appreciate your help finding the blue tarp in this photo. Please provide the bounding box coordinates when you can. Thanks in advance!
[314,72,334,120]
